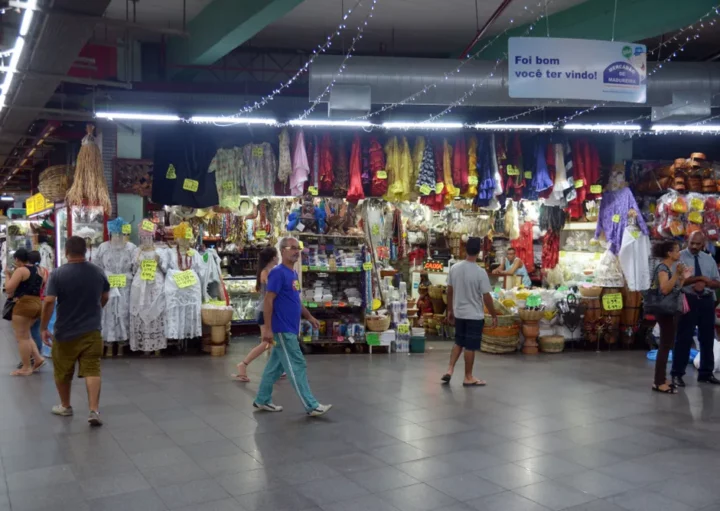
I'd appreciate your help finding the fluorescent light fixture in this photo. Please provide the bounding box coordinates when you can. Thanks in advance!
[382,121,464,130]
[472,123,553,131]
[651,124,720,132]
[0,195,13,201]
[288,119,373,128]
[19,9,33,36]
[191,116,277,125]
[8,37,24,72]
[96,112,181,121]
[564,123,641,131]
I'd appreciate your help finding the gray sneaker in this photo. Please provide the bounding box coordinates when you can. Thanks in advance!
[253,402,283,412]
[308,404,332,417]
[88,411,103,427]
[51,405,73,416]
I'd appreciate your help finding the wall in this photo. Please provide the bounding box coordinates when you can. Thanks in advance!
[115,122,144,245]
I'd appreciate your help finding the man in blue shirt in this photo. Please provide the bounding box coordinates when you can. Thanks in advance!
[254,237,332,416]
[673,232,720,386]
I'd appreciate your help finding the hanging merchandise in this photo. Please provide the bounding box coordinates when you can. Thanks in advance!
[539,204,566,233]
[368,136,387,197]
[442,139,458,203]
[312,134,320,190]
[129,221,167,352]
[411,136,425,194]
[452,136,468,193]
[242,142,277,196]
[209,147,243,210]
[561,141,576,202]
[593,250,626,288]
[474,135,496,208]
[511,221,535,273]
[165,222,203,340]
[278,128,292,187]
[384,136,412,202]
[94,217,137,347]
[595,165,648,254]
[542,231,560,270]
[505,134,525,201]
[334,137,350,198]
[347,134,365,202]
[529,140,554,198]
[361,139,372,195]
[466,135,479,198]
[416,141,436,197]
[618,221,651,292]
[319,133,334,194]
[504,200,520,240]
[546,142,571,206]
[290,130,310,196]
[66,124,112,214]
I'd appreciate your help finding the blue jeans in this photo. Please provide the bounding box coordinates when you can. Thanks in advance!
[30,304,56,357]
[255,333,319,412]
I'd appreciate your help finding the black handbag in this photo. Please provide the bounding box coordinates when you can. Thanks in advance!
[643,264,680,315]
[2,299,15,321]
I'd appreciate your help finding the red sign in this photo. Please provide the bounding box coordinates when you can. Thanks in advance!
[423,260,444,272]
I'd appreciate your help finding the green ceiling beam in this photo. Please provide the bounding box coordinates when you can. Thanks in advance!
[168,0,305,75]
[473,0,719,59]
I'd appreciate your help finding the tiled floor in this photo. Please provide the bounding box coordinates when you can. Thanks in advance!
[2,331,720,511]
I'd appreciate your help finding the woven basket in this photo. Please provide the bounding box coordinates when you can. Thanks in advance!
[579,286,603,298]
[38,164,71,202]
[497,314,519,327]
[539,335,565,353]
[201,308,233,326]
[481,333,520,354]
[428,285,445,300]
[366,315,391,332]
[519,309,544,321]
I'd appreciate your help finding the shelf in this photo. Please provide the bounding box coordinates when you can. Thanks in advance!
[292,232,365,239]
[562,222,598,231]
[302,302,363,309]
[301,336,366,344]
[232,319,258,325]
[223,275,257,280]
[302,267,364,273]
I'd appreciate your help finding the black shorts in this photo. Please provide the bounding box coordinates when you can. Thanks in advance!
[455,318,485,351]
[257,312,265,326]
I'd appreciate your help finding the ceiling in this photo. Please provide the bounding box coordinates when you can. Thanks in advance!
[104,0,213,31]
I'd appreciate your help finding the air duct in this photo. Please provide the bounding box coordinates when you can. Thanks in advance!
[309,56,720,110]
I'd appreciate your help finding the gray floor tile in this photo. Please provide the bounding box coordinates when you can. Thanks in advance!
[166,427,226,446]
[139,460,210,488]
[346,466,419,493]
[563,500,629,511]
[481,442,546,462]
[182,440,246,461]
[8,482,86,511]
[296,476,369,505]
[237,486,316,511]
[596,461,667,486]
[79,470,151,500]
[378,483,458,511]
[514,480,596,511]
[466,491,551,511]
[648,478,720,509]
[369,443,430,465]
[130,446,194,470]
[427,473,504,501]
[562,470,636,498]
[436,449,506,472]
[198,453,264,477]
[156,478,230,509]
[515,455,587,479]
[216,468,285,497]
[395,457,465,482]
[475,463,546,490]
[609,490,693,511]
[318,494,402,511]
[271,460,340,486]
[6,464,76,492]
[322,453,386,474]
[87,488,166,511]
[174,499,246,511]
[555,447,627,469]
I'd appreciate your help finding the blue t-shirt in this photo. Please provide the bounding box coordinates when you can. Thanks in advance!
[267,264,302,335]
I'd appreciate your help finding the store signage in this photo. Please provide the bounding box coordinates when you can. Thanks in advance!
[255,230,267,239]
[509,37,647,103]
[574,179,584,188]
[183,179,199,192]
[108,274,126,288]
[26,193,53,216]
[507,166,520,176]
[173,270,197,288]
[602,293,623,311]
[121,224,131,235]
[423,260,444,272]
[141,260,157,281]
[468,176,478,186]
[308,186,318,196]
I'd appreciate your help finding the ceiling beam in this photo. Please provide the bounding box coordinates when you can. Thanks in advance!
[471,0,719,59]
[167,0,305,78]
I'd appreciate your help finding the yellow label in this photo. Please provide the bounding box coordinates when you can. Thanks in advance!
[594,252,602,260]
[222,181,233,191]
[301,265,309,272]
[26,192,54,216]
[183,179,199,192]
[141,260,157,281]
[303,336,311,343]
[308,186,318,196]
[397,324,410,334]
[524,171,532,179]
[185,229,194,239]
[688,211,703,224]
[173,270,197,288]
[468,176,479,186]
[166,164,177,179]
[362,262,373,271]
[108,274,126,288]
[612,214,620,223]
[452,187,460,197]
[252,146,264,158]
[690,198,705,211]
[376,171,388,180]
[255,230,267,239]
[299,241,304,249]
[371,225,380,236]
[419,184,431,196]
[602,293,623,311]
[141,220,154,232]
[435,182,444,194]
[121,224,131,235]
[507,166,520,176]
[559,251,567,258]
[574,179,584,188]
[207,300,226,306]
[630,230,640,239]
[371,298,382,310]
[590,184,602,194]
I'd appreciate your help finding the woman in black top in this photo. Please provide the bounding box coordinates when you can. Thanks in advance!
[5,248,45,376]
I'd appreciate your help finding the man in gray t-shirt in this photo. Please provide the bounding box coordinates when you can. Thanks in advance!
[442,237,497,387]
[41,236,109,426]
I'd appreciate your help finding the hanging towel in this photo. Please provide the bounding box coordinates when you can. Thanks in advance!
[369,137,387,197]
[290,130,310,197]
[347,134,365,202]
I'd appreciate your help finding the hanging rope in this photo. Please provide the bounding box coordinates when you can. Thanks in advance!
[611,0,618,41]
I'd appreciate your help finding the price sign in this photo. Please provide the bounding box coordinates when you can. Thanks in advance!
[366,333,380,346]
[423,260,444,272]
[25,192,53,216]
[362,262,373,271]
[524,171,533,179]
[602,293,623,311]
[630,230,640,239]
[252,146,264,158]
[303,336,312,343]
[121,224,131,235]
[559,251,567,258]
[183,179,199,192]
[108,274,126,288]
[452,187,460,197]
[299,241,304,249]
[594,252,602,260]
[173,270,197,289]
[468,176,479,186]
[308,186,318,196]
[141,260,157,281]
[574,179,584,188]
[185,229,194,239]
[612,214,620,223]
[166,164,177,179]
[590,184,602,194]
[141,220,154,232]
[690,198,705,211]
[526,295,542,308]
[372,298,382,310]
[371,225,380,236]
[256,230,267,239]
[419,184,432,196]
[397,324,410,334]
[507,166,520,176]
[435,182,444,194]
[222,181,233,191]
[302,265,309,272]
[376,171,388,180]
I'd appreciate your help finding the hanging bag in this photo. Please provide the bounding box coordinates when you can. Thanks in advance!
[642,263,681,316]
[2,299,15,321]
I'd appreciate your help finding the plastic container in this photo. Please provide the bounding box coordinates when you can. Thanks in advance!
[410,336,425,353]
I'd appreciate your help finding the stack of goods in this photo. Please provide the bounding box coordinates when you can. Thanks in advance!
[654,191,720,242]
[301,318,365,343]
[633,153,718,194]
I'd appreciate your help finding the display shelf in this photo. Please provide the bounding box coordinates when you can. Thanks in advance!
[302,302,363,309]
[563,222,598,231]
[232,319,258,325]
[301,267,363,273]
[293,232,366,239]
[301,336,366,344]
[223,275,258,281]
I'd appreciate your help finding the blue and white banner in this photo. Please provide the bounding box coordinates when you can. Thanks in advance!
[508,37,647,103]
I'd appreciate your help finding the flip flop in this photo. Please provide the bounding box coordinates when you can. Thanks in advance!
[652,384,677,394]
[441,374,452,383]
[10,369,33,377]
[231,373,251,382]
[33,359,46,372]
[462,380,487,387]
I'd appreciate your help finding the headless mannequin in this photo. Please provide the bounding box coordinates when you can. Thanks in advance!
[104,233,132,358]
[140,235,162,357]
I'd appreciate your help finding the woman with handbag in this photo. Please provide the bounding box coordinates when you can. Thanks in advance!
[4,248,45,376]
[650,241,687,394]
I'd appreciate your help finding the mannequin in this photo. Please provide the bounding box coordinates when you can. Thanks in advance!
[94,218,137,357]
[37,234,54,271]
[164,222,203,341]
[129,223,167,354]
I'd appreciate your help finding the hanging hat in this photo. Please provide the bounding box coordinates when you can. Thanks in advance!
[107,217,125,234]
[237,199,254,217]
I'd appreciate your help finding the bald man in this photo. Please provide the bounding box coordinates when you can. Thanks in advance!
[673,232,720,386]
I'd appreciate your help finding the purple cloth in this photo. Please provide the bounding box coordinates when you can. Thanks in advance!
[595,187,648,254]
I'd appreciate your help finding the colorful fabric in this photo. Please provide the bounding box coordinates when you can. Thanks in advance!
[209,147,243,209]
[290,130,310,196]
[242,143,277,196]
[278,128,292,185]
[347,134,365,202]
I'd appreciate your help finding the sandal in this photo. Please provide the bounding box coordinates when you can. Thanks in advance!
[33,359,46,372]
[463,380,487,387]
[10,369,33,377]
[232,362,250,382]
[652,384,677,394]
[441,374,452,383]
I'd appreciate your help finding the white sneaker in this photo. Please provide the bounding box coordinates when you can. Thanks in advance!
[253,402,283,412]
[88,411,103,427]
[308,404,332,417]
[51,405,73,417]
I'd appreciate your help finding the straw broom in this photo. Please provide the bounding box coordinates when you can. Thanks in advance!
[65,124,112,214]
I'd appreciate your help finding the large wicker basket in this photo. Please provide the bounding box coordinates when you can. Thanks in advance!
[481,324,520,354]
[38,164,71,202]
[539,335,565,353]
[518,309,544,321]
[201,308,233,326]
[366,315,391,332]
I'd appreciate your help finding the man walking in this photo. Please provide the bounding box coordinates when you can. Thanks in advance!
[442,237,497,386]
[41,236,109,426]
[673,231,720,386]
[254,236,331,416]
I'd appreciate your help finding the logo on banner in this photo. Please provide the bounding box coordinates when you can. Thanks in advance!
[603,62,640,87]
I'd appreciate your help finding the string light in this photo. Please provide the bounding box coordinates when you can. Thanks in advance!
[382,121,464,130]
[190,116,277,125]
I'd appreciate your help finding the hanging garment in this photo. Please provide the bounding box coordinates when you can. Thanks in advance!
[505,200,520,240]
[474,136,495,208]
[511,222,535,273]
[542,231,560,270]
[411,136,425,194]
[618,228,652,291]
[539,205,566,233]
[241,142,277,196]
[164,247,203,340]
[290,130,310,197]
[312,134,320,189]
[153,124,219,208]
[465,135,478,198]
[334,137,349,198]
[442,139,458,203]
[491,133,504,198]
[595,187,649,254]
[278,128,292,186]
[505,134,525,200]
[209,147,243,210]
[562,141,576,202]
[568,139,589,219]
[452,136,468,192]
[361,138,372,195]
[129,247,166,352]
[369,137,387,197]
[94,240,137,343]
[347,134,365,202]
[38,242,54,272]
[197,248,224,302]
[416,142,436,192]
[319,134,334,193]
[583,140,602,199]
[531,141,554,194]
[383,136,412,201]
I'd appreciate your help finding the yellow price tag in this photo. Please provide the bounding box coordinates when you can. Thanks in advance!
[688,211,703,224]
[302,265,309,272]
[574,179,584,188]
[141,220,154,232]
[108,274,126,288]
[467,176,479,186]
[252,146,264,158]
[121,224,131,235]
[256,230,267,239]
[594,252,602,260]
[452,187,460,197]
[590,185,602,194]
[371,225,380,236]
[371,298,382,310]
[166,164,177,179]
[419,184,431,196]
[141,260,157,281]
[690,198,705,211]
[612,214,620,223]
[222,181,233,191]
[183,179,199,192]
[559,251,567,258]
[308,186,318,196]
[299,241,304,249]
[185,229,194,240]
[602,293,623,311]
[376,171,388,180]
[630,230,640,239]
[507,166,520,176]
[435,182,444,194]
[362,262,373,271]
[524,171,532,179]
[173,270,197,289]
[397,324,410,334]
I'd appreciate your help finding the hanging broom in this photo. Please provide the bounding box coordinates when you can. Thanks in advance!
[65,123,112,214]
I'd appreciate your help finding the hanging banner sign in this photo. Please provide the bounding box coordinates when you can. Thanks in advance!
[26,193,54,216]
[508,37,647,103]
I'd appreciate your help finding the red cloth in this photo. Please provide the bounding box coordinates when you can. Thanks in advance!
[319,134,334,193]
[453,136,468,191]
[369,137,387,197]
[511,222,535,273]
[347,134,365,202]
[542,231,560,269]
[505,134,525,200]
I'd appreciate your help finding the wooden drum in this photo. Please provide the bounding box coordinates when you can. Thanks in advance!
[600,287,622,344]
[581,297,601,345]
[620,288,642,345]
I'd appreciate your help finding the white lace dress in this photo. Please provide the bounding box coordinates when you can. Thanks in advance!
[164,247,203,339]
[129,248,167,351]
[94,241,137,343]
[197,248,224,302]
